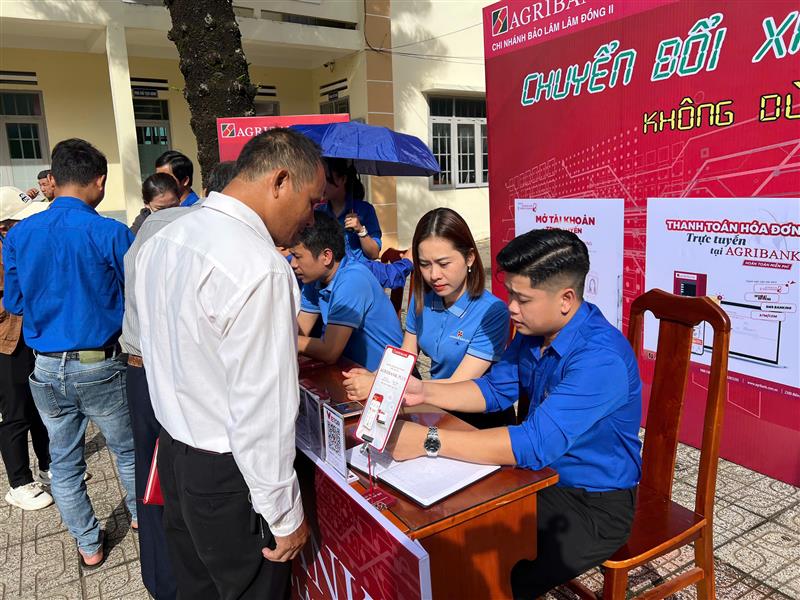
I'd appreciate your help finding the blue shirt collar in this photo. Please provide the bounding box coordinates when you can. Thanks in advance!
[430,289,473,318]
[51,196,98,214]
[547,301,592,357]
[317,257,349,301]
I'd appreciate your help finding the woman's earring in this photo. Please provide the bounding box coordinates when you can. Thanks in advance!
[468,266,472,273]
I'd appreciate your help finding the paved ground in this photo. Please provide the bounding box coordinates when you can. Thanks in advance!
[1,423,797,599]
[2,241,798,598]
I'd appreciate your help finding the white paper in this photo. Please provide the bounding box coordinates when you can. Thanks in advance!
[355,347,416,452]
[346,447,500,507]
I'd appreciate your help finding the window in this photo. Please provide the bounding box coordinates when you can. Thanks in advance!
[133,99,171,182]
[428,96,488,189]
[321,97,349,114]
[133,99,169,121]
[255,100,280,116]
[0,91,49,188]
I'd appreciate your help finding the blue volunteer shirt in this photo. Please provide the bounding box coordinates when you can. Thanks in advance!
[406,290,509,379]
[361,257,412,289]
[475,302,642,491]
[300,259,402,370]
[2,197,134,352]
[181,190,200,207]
[316,197,381,261]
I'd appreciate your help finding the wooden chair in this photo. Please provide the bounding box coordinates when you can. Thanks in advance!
[380,247,410,318]
[568,289,731,600]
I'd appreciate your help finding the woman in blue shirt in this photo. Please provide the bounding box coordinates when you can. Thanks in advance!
[315,159,382,261]
[343,208,515,428]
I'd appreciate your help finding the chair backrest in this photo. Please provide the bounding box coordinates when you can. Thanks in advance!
[627,289,731,520]
[380,247,408,318]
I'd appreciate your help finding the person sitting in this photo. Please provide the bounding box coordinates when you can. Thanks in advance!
[315,158,381,260]
[385,228,642,598]
[343,208,513,429]
[155,150,199,206]
[130,173,182,235]
[291,211,402,370]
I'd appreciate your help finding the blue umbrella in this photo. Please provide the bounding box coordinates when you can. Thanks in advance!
[291,121,440,177]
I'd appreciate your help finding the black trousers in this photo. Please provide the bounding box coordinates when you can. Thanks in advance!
[0,338,50,488]
[158,428,291,600]
[511,485,637,599]
[126,364,177,600]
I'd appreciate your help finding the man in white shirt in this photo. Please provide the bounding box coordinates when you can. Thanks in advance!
[135,129,324,599]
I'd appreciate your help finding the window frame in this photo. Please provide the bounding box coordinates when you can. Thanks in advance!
[427,96,488,191]
[0,90,50,187]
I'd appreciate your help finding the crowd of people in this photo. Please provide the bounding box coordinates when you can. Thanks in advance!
[0,128,642,600]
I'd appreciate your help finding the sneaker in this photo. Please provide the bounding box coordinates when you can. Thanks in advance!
[4,482,54,511]
[36,469,91,485]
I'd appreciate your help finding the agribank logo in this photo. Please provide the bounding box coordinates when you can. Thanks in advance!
[220,123,236,138]
[220,122,274,138]
[492,7,509,36]
[490,0,588,37]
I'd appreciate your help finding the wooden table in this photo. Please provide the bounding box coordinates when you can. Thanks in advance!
[301,363,559,599]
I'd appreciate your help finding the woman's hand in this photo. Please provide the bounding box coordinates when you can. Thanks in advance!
[341,368,375,401]
[402,376,425,406]
[344,213,363,232]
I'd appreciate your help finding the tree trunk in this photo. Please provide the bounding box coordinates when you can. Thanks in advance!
[164,0,256,187]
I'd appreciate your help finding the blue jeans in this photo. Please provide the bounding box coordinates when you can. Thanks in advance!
[28,353,137,554]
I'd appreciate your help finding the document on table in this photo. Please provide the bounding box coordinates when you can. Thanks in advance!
[346,447,500,507]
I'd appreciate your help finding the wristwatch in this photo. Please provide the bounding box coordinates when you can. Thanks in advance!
[424,426,441,458]
[357,226,368,238]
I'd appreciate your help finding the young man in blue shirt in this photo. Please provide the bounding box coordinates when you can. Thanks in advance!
[3,138,137,569]
[389,229,642,598]
[291,212,403,371]
[155,150,200,207]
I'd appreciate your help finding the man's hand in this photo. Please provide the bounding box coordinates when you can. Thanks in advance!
[387,420,428,461]
[342,368,375,401]
[262,518,309,562]
[402,376,425,406]
[24,188,38,201]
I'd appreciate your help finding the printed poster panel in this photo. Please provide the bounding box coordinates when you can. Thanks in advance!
[483,0,800,483]
[645,198,800,391]
[515,198,624,328]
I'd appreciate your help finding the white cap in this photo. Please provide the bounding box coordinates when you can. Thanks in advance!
[0,186,50,221]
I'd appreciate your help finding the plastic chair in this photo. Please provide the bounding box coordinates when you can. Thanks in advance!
[568,289,731,600]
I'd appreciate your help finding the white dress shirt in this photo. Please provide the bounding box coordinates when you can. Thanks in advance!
[135,192,304,536]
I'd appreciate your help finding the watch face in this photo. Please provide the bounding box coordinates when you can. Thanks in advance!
[424,437,441,453]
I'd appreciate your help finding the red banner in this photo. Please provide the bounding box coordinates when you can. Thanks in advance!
[291,450,430,600]
[217,114,349,161]
[484,0,800,484]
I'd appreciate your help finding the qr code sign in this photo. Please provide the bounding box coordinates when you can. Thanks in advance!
[326,414,342,456]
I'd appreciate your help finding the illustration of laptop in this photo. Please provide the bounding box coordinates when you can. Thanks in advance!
[702,300,783,366]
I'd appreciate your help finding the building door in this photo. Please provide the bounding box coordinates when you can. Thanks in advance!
[0,91,50,191]
[133,99,171,181]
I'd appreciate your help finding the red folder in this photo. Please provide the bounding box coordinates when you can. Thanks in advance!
[143,439,164,505]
